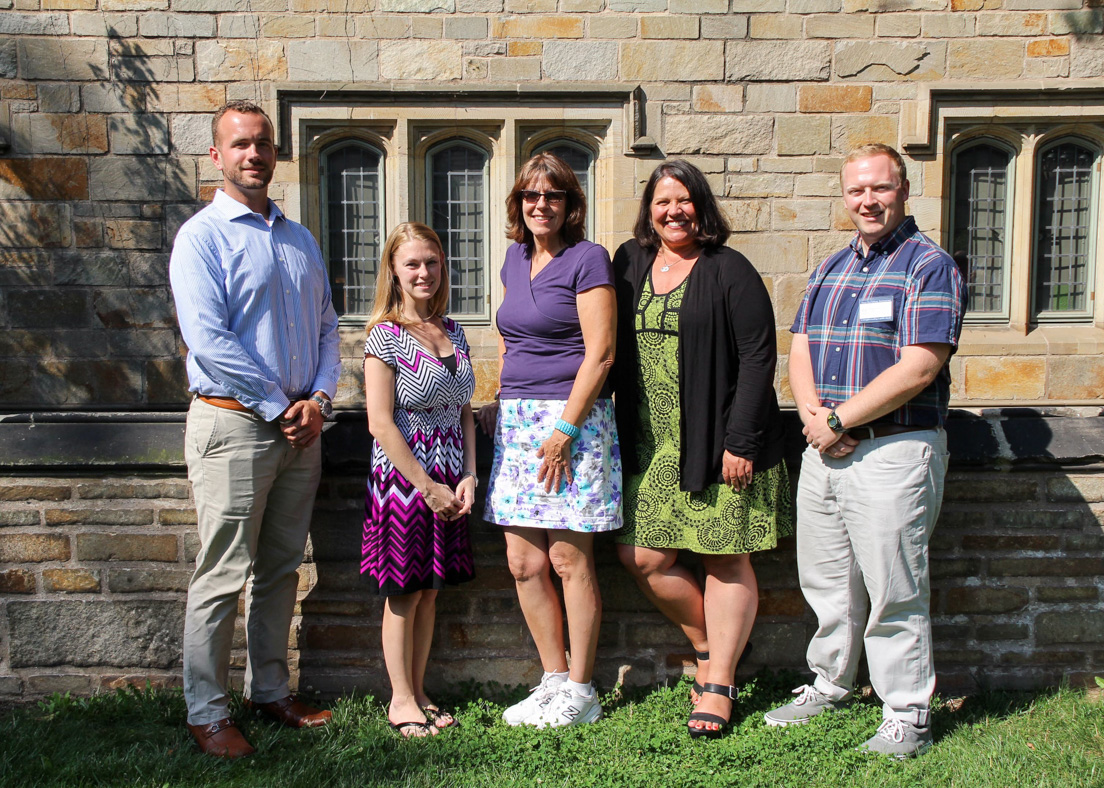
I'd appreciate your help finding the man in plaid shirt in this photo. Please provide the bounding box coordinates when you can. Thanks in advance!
[764,144,966,759]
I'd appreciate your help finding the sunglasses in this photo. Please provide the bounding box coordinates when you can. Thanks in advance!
[520,190,567,205]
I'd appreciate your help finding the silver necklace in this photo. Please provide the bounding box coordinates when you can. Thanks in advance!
[659,249,677,273]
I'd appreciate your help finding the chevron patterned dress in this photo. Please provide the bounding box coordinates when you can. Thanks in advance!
[362,319,477,596]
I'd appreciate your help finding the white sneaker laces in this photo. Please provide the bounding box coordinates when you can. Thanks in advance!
[792,685,821,706]
[876,718,907,743]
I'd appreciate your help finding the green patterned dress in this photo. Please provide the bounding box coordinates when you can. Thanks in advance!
[617,275,793,554]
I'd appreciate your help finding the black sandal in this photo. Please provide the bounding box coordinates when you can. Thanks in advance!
[691,643,753,703]
[421,706,458,729]
[688,683,738,740]
[390,720,437,738]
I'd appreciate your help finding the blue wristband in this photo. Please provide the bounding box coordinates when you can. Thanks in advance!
[554,419,581,441]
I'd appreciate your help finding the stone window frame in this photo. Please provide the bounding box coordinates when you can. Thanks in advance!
[285,85,648,328]
[903,83,1104,347]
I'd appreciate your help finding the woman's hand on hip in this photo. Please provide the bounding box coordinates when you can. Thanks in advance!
[536,431,574,494]
[422,481,464,520]
[722,451,753,491]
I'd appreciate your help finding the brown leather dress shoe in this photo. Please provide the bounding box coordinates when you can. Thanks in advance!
[187,718,256,759]
[248,695,332,728]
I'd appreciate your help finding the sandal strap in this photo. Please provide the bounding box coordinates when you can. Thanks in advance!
[700,683,738,700]
[694,649,710,661]
[688,711,728,726]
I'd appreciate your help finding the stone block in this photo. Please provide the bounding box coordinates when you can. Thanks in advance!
[146,84,225,113]
[287,0,369,9]
[641,15,699,40]
[964,358,1046,400]
[8,600,184,668]
[43,568,101,593]
[108,114,170,155]
[89,157,195,201]
[0,533,71,562]
[623,41,724,82]
[876,13,920,37]
[991,557,1104,577]
[948,40,1024,80]
[492,15,583,38]
[1036,585,1098,603]
[195,39,286,82]
[45,507,156,526]
[795,173,840,197]
[720,200,769,233]
[960,534,1062,551]
[0,158,88,201]
[1071,40,1104,79]
[378,0,454,8]
[726,41,831,81]
[114,55,195,83]
[726,173,792,198]
[992,509,1087,530]
[1027,39,1070,58]
[798,85,872,113]
[0,482,71,502]
[805,13,874,38]
[82,82,144,114]
[772,200,830,231]
[159,508,198,524]
[974,11,1047,36]
[0,203,72,248]
[732,0,784,8]
[508,41,542,56]
[0,568,36,593]
[1005,0,1079,7]
[789,0,840,10]
[0,38,14,79]
[138,12,216,37]
[75,533,178,562]
[1051,9,1104,35]
[0,12,69,34]
[749,14,803,39]
[944,476,1038,503]
[487,57,540,81]
[831,114,898,154]
[381,39,463,80]
[262,14,316,37]
[733,234,808,274]
[671,0,727,10]
[445,16,487,38]
[1036,611,1104,646]
[835,40,946,81]
[608,0,665,10]
[692,85,743,114]
[25,114,108,155]
[701,15,748,39]
[921,13,974,38]
[665,115,773,155]
[976,624,1030,642]
[1047,476,1104,503]
[170,114,214,156]
[105,220,163,250]
[944,586,1029,614]
[745,84,796,113]
[93,289,175,329]
[69,11,139,37]
[589,15,637,39]
[777,116,831,156]
[219,13,260,37]
[1048,356,1104,400]
[26,675,96,695]
[38,84,81,113]
[543,41,617,82]
[77,480,190,500]
[108,568,192,592]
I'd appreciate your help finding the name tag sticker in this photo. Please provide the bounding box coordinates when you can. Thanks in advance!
[858,298,894,323]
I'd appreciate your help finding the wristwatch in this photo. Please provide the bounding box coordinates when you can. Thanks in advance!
[827,410,846,433]
[309,393,333,419]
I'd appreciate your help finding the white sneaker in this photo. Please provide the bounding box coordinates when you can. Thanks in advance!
[502,673,566,726]
[534,685,602,729]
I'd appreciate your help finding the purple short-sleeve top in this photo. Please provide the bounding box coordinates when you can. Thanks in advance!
[496,240,614,400]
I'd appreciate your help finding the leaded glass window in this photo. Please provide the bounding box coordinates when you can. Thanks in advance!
[322,141,383,316]
[535,140,595,238]
[429,142,488,317]
[951,143,1012,316]
[1033,140,1097,317]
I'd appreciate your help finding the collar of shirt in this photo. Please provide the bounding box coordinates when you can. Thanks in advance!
[848,216,918,262]
[211,189,284,224]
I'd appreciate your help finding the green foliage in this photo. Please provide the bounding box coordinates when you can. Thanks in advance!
[1,673,1102,787]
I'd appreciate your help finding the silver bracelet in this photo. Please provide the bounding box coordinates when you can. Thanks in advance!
[460,471,478,487]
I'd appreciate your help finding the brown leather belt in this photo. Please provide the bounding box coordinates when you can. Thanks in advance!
[849,424,930,441]
[197,395,251,413]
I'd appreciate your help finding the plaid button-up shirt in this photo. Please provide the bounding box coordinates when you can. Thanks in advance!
[791,217,966,428]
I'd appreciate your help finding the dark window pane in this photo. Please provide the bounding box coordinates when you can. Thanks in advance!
[429,144,487,316]
[1034,141,1094,315]
[324,143,382,316]
[951,143,1010,315]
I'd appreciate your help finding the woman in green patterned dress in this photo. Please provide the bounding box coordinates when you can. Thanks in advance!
[611,160,793,739]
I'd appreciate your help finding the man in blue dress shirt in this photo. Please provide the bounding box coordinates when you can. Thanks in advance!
[764,144,966,758]
[170,100,341,758]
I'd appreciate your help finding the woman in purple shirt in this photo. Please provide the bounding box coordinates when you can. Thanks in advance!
[480,153,621,729]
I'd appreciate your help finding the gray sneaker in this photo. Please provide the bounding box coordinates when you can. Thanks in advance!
[858,718,933,759]
[764,684,845,727]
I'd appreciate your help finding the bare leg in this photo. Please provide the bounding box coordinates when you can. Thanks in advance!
[504,526,568,674]
[549,531,600,685]
[690,553,758,733]
[617,544,709,686]
[409,590,453,727]
[382,591,436,736]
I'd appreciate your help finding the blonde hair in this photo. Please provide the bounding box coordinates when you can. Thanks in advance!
[841,143,908,184]
[366,222,449,331]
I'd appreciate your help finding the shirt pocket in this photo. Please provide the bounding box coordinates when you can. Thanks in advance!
[856,290,900,334]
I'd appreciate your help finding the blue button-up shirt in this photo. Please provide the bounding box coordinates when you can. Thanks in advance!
[791,217,966,428]
[169,190,341,422]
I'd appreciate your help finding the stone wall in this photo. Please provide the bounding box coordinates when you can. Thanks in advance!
[2,2,1104,412]
[1,412,1101,701]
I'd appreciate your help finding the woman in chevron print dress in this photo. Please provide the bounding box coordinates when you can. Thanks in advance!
[363,223,477,738]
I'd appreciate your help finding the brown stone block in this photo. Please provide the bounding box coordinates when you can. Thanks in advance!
[0,203,72,249]
[77,481,190,500]
[943,476,1038,503]
[100,673,182,692]
[1036,610,1104,645]
[107,568,191,593]
[492,15,583,39]
[74,220,105,248]
[1027,39,1070,58]
[831,114,898,156]
[105,219,162,250]
[930,557,981,579]
[757,588,808,617]
[446,622,529,650]
[975,624,1029,642]
[43,568,101,593]
[46,508,155,526]
[0,568,36,594]
[0,158,89,201]
[0,483,72,502]
[960,534,1062,552]
[0,533,71,562]
[2,85,37,101]
[991,557,1104,577]
[26,675,96,695]
[75,532,178,562]
[944,586,1029,615]
[948,40,1024,80]
[158,508,197,525]
[1049,356,1104,400]
[508,41,542,57]
[301,623,379,651]
[798,85,872,113]
[1036,585,1098,603]
[964,357,1045,400]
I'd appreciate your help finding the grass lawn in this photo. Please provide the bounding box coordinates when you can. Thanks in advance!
[1,670,1102,787]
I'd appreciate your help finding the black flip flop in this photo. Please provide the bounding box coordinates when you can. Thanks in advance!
[390,720,436,738]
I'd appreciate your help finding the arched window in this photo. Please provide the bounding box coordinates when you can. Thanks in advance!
[1033,139,1099,319]
[950,141,1013,317]
[428,141,489,317]
[534,139,596,238]
[321,141,384,316]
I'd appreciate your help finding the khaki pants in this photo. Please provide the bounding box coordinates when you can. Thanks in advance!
[182,399,321,726]
[795,429,949,726]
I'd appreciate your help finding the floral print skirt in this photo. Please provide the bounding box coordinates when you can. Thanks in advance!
[486,398,623,532]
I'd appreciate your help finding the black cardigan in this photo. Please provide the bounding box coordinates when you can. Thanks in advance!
[610,240,786,492]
